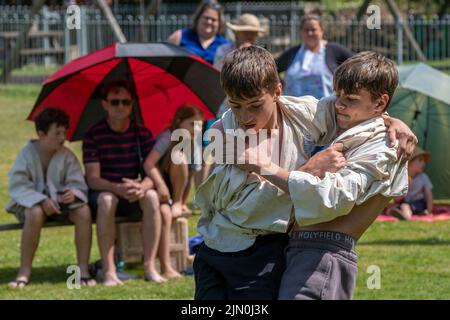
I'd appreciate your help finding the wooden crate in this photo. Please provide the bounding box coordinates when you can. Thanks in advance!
[116,218,189,272]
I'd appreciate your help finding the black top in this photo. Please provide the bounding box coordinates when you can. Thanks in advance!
[83,119,154,182]
[276,42,354,74]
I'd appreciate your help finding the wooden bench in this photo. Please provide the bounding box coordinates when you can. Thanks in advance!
[0,215,190,273]
[116,218,190,273]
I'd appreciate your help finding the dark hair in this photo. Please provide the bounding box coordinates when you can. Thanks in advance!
[101,79,133,100]
[169,104,204,132]
[333,51,399,110]
[191,0,225,34]
[34,108,70,134]
[300,14,325,32]
[221,45,280,100]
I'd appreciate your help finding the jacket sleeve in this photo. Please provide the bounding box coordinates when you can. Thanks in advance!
[288,145,399,226]
[63,150,88,203]
[330,42,354,65]
[275,46,300,73]
[8,150,47,208]
[284,95,338,146]
[336,43,353,64]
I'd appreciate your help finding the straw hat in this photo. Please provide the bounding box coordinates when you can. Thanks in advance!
[226,13,267,34]
[411,146,431,162]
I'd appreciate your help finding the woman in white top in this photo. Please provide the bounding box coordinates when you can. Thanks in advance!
[276,14,353,99]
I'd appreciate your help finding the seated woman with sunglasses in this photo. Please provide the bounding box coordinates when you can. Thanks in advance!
[167,0,229,65]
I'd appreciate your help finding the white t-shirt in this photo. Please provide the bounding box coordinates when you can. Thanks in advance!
[284,44,333,99]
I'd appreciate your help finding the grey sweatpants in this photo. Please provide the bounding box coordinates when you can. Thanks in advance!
[278,231,358,300]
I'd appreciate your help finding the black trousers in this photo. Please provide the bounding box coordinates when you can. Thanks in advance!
[193,233,289,300]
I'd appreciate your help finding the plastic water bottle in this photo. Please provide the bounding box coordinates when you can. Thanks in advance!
[116,260,125,272]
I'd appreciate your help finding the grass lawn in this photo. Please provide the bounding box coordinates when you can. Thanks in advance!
[1,84,450,299]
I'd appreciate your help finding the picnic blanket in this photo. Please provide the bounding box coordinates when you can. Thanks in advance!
[376,204,450,222]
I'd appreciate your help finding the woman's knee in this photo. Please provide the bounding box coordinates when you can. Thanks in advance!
[169,152,189,175]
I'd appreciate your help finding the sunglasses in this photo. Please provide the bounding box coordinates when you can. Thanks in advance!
[203,0,222,10]
[108,99,132,107]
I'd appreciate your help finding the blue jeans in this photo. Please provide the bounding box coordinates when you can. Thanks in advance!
[406,199,427,215]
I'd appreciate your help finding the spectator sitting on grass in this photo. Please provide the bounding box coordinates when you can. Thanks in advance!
[389,147,433,220]
[6,108,95,289]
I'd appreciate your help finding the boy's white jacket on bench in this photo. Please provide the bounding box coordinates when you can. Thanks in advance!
[6,141,88,216]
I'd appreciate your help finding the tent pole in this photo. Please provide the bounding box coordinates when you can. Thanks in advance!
[423,96,431,149]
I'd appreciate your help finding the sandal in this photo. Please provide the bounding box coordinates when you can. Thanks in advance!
[8,279,29,289]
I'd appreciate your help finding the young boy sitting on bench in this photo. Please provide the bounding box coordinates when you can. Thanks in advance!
[6,108,95,288]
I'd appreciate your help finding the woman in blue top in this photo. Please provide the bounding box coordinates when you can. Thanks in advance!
[168,1,229,190]
[167,0,229,65]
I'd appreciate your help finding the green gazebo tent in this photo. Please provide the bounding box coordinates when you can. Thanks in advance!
[389,63,450,200]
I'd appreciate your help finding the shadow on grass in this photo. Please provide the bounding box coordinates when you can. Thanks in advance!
[0,265,72,285]
[358,238,450,246]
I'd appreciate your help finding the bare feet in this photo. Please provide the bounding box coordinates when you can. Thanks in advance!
[181,204,192,216]
[389,207,411,220]
[8,276,29,289]
[171,202,183,219]
[103,272,124,286]
[80,276,97,287]
[162,269,182,279]
[144,269,167,283]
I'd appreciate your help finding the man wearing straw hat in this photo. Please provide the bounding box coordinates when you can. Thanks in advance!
[214,13,268,70]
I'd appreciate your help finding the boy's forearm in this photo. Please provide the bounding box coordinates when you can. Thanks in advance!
[255,163,290,193]
[252,161,329,194]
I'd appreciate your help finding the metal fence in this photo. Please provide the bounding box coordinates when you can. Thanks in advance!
[1,4,449,83]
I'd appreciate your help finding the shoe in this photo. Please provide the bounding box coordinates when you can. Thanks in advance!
[390,208,408,220]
